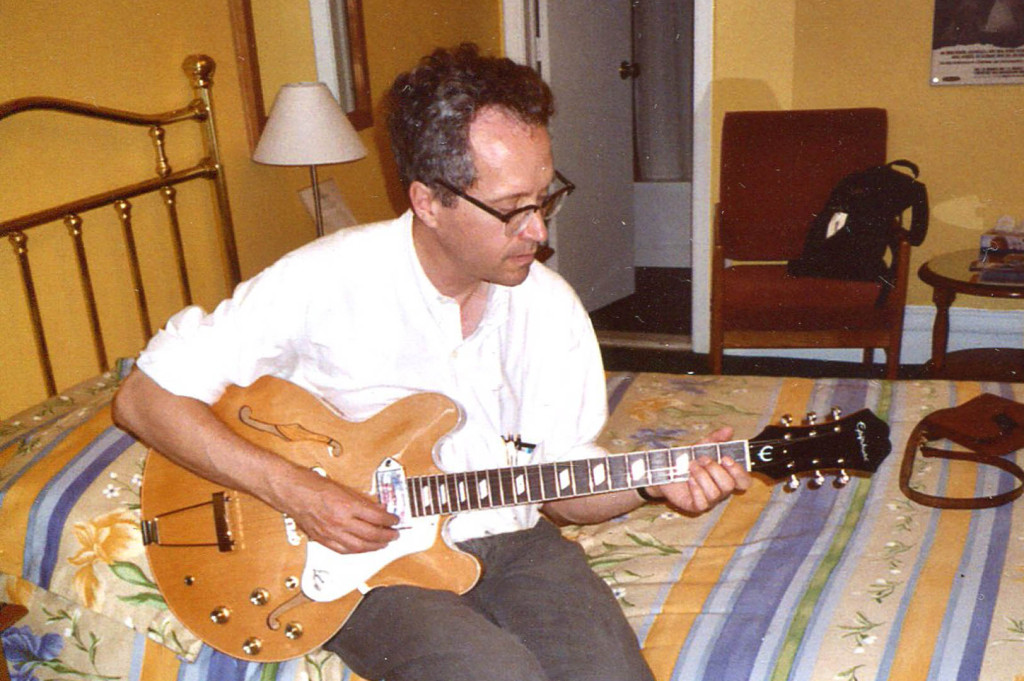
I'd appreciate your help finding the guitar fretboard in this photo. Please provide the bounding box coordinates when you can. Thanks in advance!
[406,441,750,518]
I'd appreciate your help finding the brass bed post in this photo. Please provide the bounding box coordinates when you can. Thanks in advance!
[183,54,242,289]
[7,232,58,397]
[149,124,194,307]
[64,214,110,374]
[114,199,154,341]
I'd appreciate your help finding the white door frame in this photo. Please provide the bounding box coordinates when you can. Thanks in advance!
[503,0,714,351]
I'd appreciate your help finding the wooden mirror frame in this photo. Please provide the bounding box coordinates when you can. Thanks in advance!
[228,0,372,153]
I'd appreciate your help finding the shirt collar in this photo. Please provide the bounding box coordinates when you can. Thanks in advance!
[402,210,512,334]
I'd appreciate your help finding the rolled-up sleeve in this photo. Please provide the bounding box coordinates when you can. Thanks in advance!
[136,258,311,404]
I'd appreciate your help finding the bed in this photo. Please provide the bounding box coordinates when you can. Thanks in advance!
[5,368,1024,681]
[3,63,1024,681]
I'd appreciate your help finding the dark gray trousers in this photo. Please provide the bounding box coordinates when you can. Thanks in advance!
[323,519,655,681]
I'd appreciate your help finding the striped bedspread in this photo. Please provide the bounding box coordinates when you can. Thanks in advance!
[2,370,1022,680]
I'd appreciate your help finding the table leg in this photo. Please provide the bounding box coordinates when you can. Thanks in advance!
[930,287,956,372]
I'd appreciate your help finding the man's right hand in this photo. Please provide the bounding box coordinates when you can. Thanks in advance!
[113,369,400,556]
[273,467,400,554]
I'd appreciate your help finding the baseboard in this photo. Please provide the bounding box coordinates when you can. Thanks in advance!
[722,305,1024,366]
[596,330,693,352]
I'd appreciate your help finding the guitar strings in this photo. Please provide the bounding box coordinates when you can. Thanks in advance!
[179,432,849,540]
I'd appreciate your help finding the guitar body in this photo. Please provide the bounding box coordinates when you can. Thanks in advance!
[141,376,479,661]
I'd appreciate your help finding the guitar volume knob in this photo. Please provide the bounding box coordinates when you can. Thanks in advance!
[242,637,263,656]
[250,588,270,606]
[284,622,304,640]
[210,606,231,624]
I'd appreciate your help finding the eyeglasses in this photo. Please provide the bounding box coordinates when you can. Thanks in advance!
[437,171,575,238]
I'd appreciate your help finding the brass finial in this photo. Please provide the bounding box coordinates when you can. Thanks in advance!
[9,230,28,254]
[64,214,83,237]
[182,54,216,89]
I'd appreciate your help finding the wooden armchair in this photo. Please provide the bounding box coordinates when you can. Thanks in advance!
[709,108,910,379]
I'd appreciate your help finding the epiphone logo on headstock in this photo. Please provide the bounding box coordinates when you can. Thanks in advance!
[755,445,774,463]
[855,420,870,461]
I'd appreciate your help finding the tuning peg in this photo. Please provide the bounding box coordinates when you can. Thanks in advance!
[810,470,825,489]
[806,411,818,425]
[785,474,800,492]
[831,406,842,420]
[834,470,850,488]
[781,414,793,426]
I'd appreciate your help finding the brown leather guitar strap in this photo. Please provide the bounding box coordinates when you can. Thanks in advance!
[900,393,1024,510]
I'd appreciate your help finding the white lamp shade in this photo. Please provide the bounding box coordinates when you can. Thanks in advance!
[253,82,367,166]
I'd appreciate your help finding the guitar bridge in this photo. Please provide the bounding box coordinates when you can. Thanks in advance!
[139,491,235,552]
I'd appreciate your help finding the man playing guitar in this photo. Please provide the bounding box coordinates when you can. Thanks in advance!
[113,44,750,681]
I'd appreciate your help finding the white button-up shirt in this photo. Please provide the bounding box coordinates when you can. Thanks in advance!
[137,211,608,542]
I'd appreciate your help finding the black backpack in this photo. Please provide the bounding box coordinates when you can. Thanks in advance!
[788,160,928,288]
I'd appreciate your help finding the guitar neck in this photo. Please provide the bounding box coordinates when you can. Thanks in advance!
[404,440,751,518]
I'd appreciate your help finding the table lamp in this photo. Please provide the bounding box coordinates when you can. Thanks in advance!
[253,82,367,237]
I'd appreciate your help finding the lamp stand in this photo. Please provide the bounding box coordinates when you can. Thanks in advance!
[309,165,325,238]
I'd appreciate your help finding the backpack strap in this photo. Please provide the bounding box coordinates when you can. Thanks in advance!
[888,159,919,178]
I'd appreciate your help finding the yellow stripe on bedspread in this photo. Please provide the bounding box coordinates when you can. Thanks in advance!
[887,382,981,681]
[642,377,816,679]
[0,404,114,576]
[140,637,183,681]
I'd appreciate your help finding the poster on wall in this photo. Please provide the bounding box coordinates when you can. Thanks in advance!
[931,0,1024,85]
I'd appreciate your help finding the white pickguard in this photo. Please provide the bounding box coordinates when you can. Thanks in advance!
[301,517,440,602]
[300,457,439,602]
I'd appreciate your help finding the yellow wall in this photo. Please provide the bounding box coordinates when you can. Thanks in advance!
[0,0,501,419]
[714,0,1024,309]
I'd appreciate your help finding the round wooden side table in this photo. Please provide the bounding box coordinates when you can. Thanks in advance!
[918,249,1024,381]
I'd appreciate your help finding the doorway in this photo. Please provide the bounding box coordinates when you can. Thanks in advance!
[503,0,712,348]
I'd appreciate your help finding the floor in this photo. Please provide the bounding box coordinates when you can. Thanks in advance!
[589,267,927,379]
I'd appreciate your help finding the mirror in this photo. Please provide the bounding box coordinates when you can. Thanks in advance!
[228,0,372,153]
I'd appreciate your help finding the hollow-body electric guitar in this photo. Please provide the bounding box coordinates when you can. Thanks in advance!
[140,375,891,661]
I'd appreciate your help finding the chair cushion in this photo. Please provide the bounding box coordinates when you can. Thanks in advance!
[719,265,892,332]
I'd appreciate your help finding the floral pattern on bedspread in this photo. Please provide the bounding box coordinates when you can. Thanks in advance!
[3,372,1023,681]
[569,374,1024,681]
[1,361,206,670]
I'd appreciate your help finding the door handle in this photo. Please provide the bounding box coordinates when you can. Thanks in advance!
[619,61,640,80]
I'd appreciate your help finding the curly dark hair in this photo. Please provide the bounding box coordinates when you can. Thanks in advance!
[386,43,555,206]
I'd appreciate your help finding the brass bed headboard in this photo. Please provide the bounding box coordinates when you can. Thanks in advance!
[0,55,240,403]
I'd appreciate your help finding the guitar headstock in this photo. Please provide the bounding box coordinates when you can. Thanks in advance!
[748,408,891,488]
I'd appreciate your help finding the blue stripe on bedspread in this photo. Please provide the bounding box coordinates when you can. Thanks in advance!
[178,645,304,681]
[697,484,850,679]
[22,426,135,588]
[867,382,1018,681]
[939,477,1013,681]
[931,382,1018,681]
[782,380,897,681]
[672,378,884,680]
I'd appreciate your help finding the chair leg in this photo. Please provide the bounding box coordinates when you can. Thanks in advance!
[862,348,875,366]
[709,346,724,374]
[884,348,900,380]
